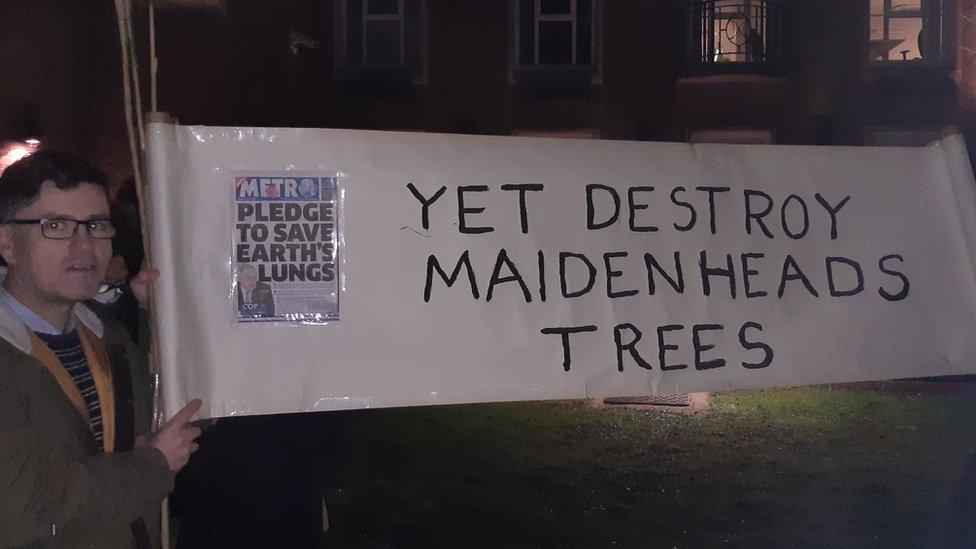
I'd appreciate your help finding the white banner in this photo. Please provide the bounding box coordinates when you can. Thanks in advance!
[146,124,976,420]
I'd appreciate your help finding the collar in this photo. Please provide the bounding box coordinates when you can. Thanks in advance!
[0,275,103,353]
[0,286,72,335]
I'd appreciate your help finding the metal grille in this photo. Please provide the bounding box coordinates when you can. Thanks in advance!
[684,0,783,73]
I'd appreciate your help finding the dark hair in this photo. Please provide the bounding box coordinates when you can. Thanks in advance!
[0,150,107,222]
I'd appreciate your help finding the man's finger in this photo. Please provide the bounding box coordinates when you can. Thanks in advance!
[166,399,203,428]
[135,268,160,283]
[185,426,203,441]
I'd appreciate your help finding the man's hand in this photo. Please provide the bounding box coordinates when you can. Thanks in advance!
[129,267,159,310]
[138,399,203,473]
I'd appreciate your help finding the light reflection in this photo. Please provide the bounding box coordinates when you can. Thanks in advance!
[0,140,40,174]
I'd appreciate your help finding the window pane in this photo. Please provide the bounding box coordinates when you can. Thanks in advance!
[538,21,573,63]
[715,25,737,61]
[868,15,889,61]
[365,20,401,64]
[888,17,923,60]
[714,0,739,14]
[347,0,363,63]
[870,0,885,16]
[367,0,399,15]
[577,13,591,64]
[869,14,885,41]
[540,0,571,15]
[519,0,536,63]
[577,0,590,19]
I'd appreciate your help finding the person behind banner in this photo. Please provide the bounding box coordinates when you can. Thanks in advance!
[236,262,275,318]
[0,150,203,548]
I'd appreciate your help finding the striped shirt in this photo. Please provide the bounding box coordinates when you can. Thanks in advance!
[35,331,104,450]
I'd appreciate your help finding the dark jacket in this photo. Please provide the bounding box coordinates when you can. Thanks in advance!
[0,302,173,548]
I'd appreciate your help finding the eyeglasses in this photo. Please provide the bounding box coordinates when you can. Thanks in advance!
[5,217,116,240]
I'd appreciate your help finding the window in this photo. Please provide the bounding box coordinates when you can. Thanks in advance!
[684,0,783,74]
[516,0,595,67]
[347,0,403,65]
[337,0,426,74]
[868,0,945,63]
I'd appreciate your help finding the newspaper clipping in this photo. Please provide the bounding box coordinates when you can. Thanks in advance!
[232,174,340,323]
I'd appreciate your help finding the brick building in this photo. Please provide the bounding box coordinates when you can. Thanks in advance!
[2,0,976,181]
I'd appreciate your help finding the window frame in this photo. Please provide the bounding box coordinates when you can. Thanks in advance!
[335,0,428,79]
[867,0,949,66]
[513,0,599,71]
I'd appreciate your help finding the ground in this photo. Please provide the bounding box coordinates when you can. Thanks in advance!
[320,388,976,548]
[171,386,976,548]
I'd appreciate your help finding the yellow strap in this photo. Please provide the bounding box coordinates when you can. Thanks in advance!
[28,327,116,453]
[78,324,115,453]
[28,332,88,421]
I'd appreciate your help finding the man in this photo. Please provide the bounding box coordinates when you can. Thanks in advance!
[0,151,202,548]
[236,263,275,318]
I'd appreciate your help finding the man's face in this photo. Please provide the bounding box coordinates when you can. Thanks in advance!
[0,181,113,305]
[241,272,258,291]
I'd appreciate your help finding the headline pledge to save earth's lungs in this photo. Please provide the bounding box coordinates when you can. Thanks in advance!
[409,183,910,375]
[235,192,337,282]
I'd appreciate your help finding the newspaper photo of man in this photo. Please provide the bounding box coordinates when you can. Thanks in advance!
[237,263,275,318]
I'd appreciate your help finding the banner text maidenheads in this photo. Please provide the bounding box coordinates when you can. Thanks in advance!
[408,183,911,375]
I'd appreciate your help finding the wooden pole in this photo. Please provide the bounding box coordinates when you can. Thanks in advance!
[113,1,170,546]
[150,2,158,113]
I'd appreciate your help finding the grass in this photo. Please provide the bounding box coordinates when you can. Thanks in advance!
[322,388,976,548]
